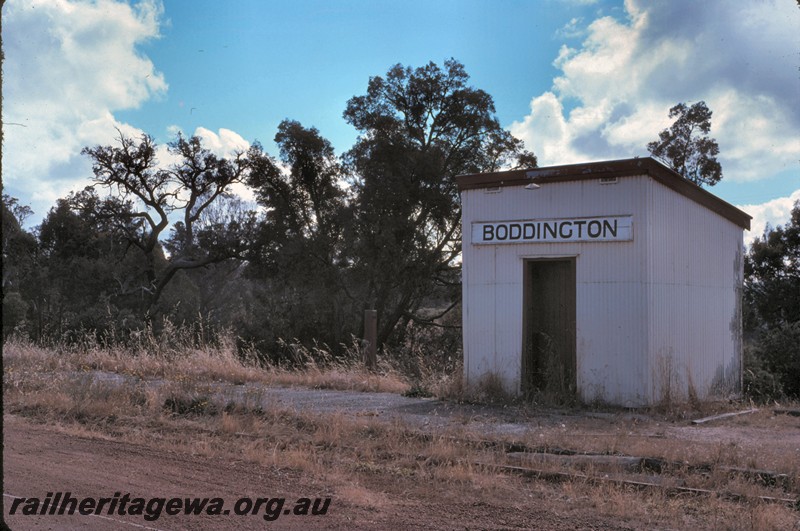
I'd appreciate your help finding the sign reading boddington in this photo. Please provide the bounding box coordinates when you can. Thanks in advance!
[472,216,633,244]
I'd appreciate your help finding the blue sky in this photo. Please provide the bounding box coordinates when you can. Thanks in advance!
[3,0,799,243]
[114,1,579,148]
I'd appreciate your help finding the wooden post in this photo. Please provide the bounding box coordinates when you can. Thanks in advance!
[364,309,377,370]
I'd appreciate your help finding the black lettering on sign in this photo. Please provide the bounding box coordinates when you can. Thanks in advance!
[474,216,630,244]
[559,221,573,239]
[573,220,586,238]
[524,223,536,239]
[587,220,602,238]
[603,218,617,238]
[496,224,508,240]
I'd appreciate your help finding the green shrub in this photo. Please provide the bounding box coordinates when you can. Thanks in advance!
[743,344,784,401]
[744,322,800,401]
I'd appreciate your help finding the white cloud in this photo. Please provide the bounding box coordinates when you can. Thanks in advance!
[739,190,800,246]
[511,0,800,182]
[556,17,586,39]
[710,90,800,181]
[2,0,167,220]
[193,127,251,159]
[511,92,585,165]
[166,124,183,138]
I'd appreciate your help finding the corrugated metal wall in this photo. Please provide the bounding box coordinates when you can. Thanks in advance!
[646,180,743,403]
[461,173,744,406]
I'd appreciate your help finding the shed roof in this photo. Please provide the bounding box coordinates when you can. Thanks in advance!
[456,157,751,230]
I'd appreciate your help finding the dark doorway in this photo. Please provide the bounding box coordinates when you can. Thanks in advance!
[522,258,576,398]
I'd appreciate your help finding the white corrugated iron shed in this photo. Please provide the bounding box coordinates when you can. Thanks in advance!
[457,157,751,407]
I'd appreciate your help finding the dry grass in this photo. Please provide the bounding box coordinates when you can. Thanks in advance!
[3,337,264,384]
[4,338,800,529]
[3,335,410,394]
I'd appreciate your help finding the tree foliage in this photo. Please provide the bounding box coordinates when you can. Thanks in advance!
[647,101,722,187]
[36,197,150,337]
[744,201,800,398]
[2,194,36,294]
[343,59,536,345]
[745,202,800,327]
[2,195,38,337]
[246,120,356,347]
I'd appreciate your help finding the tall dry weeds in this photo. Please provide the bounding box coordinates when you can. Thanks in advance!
[3,323,414,395]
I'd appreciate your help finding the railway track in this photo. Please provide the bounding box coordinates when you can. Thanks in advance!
[209,421,799,509]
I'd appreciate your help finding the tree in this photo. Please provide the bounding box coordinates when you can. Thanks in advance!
[35,196,148,338]
[744,201,800,398]
[745,201,800,327]
[343,59,536,346]
[2,195,37,337]
[1,195,36,293]
[647,101,722,186]
[80,132,260,318]
[246,120,356,348]
[249,120,349,268]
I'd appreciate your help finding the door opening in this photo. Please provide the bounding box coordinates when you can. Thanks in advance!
[522,258,576,398]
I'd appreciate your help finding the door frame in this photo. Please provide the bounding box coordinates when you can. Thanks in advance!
[521,256,577,397]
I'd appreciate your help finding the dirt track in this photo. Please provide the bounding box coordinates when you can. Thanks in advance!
[3,414,326,530]
[4,414,619,530]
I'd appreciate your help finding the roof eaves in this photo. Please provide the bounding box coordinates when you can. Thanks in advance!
[455,157,751,230]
